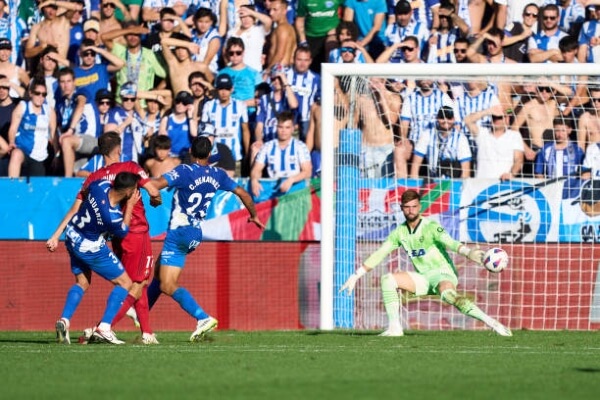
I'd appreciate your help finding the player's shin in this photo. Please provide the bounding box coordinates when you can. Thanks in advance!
[440,288,495,326]
[147,279,162,309]
[111,294,137,326]
[99,286,129,326]
[60,284,85,320]
[135,286,152,334]
[381,273,402,331]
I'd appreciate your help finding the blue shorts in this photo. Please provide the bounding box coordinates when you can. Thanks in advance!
[160,226,203,268]
[67,241,126,281]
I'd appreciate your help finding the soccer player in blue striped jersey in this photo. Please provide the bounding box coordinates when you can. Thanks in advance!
[148,136,264,341]
[49,172,141,344]
[341,189,512,337]
[201,73,250,170]
[285,46,320,141]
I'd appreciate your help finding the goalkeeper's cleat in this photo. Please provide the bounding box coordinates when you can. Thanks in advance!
[141,332,159,345]
[379,327,404,337]
[92,327,125,345]
[490,320,512,337]
[55,318,71,344]
[190,316,218,342]
[126,307,140,328]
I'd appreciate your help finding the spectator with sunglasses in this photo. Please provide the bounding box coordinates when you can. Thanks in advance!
[451,37,470,63]
[426,3,468,64]
[7,79,57,177]
[528,4,567,63]
[158,91,198,161]
[219,37,262,110]
[465,105,525,179]
[502,3,539,63]
[511,81,561,163]
[467,27,517,63]
[329,39,373,63]
[328,21,370,63]
[376,35,422,64]
[74,39,125,101]
[383,1,429,63]
[104,82,146,163]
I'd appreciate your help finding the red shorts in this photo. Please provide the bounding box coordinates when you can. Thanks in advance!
[111,232,153,282]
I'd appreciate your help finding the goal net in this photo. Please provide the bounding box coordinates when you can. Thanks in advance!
[320,63,600,332]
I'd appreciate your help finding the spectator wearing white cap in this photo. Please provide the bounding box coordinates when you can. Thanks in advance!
[0,38,29,99]
[104,81,146,163]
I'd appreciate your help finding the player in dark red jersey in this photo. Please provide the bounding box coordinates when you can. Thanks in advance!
[46,131,162,344]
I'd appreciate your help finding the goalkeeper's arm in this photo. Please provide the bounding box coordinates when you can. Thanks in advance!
[339,240,397,295]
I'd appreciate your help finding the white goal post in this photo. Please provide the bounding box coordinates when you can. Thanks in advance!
[320,63,600,331]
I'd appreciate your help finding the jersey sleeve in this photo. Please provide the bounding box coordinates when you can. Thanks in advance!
[430,221,461,253]
[363,228,402,269]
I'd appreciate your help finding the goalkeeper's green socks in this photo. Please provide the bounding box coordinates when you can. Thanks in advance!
[381,273,402,331]
[440,288,495,326]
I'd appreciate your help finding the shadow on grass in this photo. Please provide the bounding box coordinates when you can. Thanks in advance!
[303,330,411,337]
[0,338,53,344]
[574,367,600,373]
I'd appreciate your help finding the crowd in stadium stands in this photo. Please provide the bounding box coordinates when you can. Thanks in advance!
[0,0,599,183]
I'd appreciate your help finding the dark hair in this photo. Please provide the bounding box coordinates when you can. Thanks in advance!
[160,7,176,18]
[404,35,419,47]
[559,35,578,53]
[98,131,122,155]
[191,136,213,159]
[81,38,95,48]
[276,110,294,124]
[194,7,217,24]
[255,82,271,98]
[294,45,311,58]
[553,116,573,129]
[113,171,140,191]
[57,67,75,80]
[336,21,359,41]
[487,27,505,41]
[454,37,470,47]
[225,36,245,52]
[152,135,172,150]
[29,78,46,93]
[188,71,208,87]
[401,189,421,205]
[542,4,559,15]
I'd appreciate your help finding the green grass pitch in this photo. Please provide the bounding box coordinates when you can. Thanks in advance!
[1,330,599,400]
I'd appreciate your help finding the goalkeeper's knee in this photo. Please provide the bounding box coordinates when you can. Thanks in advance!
[381,273,399,292]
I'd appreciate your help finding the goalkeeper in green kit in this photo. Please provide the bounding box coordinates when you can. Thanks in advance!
[340,189,512,337]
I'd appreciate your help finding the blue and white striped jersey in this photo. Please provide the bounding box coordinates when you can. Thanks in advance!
[191,26,221,73]
[413,126,472,176]
[15,101,51,162]
[107,107,145,163]
[286,68,320,123]
[255,138,311,179]
[455,85,500,135]
[534,141,585,178]
[578,19,600,63]
[201,99,248,161]
[400,87,458,143]
[529,28,567,52]
[256,92,293,143]
[384,18,430,62]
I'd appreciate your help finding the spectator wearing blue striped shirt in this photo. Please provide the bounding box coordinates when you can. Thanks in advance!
[529,4,568,62]
[250,111,312,197]
[534,116,584,178]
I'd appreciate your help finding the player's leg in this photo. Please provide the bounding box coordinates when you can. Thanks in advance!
[438,280,512,336]
[379,271,421,336]
[7,147,24,178]
[56,256,92,344]
[158,227,217,341]
[147,259,163,309]
[90,249,133,344]
[111,234,152,333]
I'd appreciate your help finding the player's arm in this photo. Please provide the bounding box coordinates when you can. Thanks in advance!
[232,186,265,229]
[340,233,400,295]
[142,180,162,207]
[46,198,83,252]
[151,176,169,192]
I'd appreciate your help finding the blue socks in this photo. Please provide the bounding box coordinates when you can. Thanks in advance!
[61,285,85,320]
[147,279,162,310]
[172,287,209,320]
[100,286,129,325]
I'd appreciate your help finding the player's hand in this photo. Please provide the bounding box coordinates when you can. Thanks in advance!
[468,248,485,265]
[247,215,265,230]
[339,274,360,295]
[150,194,162,207]
[127,188,141,207]
[46,237,59,252]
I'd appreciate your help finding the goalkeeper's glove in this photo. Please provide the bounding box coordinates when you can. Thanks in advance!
[459,245,485,265]
[339,266,368,295]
